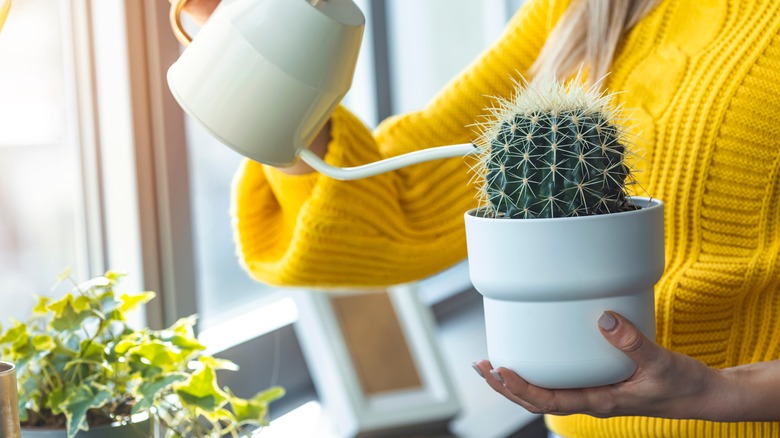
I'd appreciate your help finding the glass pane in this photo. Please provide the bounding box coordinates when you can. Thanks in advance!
[186,117,277,330]
[185,0,379,330]
[386,0,507,114]
[0,0,80,322]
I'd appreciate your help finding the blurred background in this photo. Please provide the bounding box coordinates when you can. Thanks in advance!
[0,0,546,436]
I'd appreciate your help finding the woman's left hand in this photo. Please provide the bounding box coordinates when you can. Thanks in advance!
[473,311,734,420]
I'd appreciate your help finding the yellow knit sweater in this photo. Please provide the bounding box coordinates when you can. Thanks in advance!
[232,0,780,436]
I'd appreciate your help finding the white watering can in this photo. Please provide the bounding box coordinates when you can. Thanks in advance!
[167,0,475,180]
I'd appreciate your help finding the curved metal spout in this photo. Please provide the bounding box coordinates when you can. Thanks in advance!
[299,143,478,180]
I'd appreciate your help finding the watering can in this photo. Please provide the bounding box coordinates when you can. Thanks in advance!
[167,0,475,180]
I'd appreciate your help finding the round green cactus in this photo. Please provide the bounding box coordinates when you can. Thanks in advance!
[473,78,637,218]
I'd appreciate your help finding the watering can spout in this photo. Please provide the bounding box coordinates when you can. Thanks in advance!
[299,143,479,180]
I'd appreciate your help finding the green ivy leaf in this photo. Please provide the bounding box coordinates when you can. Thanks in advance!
[231,400,268,426]
[198,355,238,372]
[159,330,205,352]
[227,386,285,426]
[0,321,27,345]
[49,354,75,379]
[48,295,91,332]
[9,347,34,373]
[173,365,228,413]
[72,295,92,313]
[248,385,285,405]
[31,334,55,352]
[99,295,123,317]
[119,292,156,313]
[169,316,198,336]
[128,340,190,372]
[114,337,138,355]
[47,386,66,415]
[3,323,32,364]
[212,407,237,425]
[60,385,112,438]
[78,339,106,361]
[33,296,52,315]
[131,373,187,415]
[17,376,40,421]
[104,270,127,284]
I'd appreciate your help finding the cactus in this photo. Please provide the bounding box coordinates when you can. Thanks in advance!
[472,78,637,219]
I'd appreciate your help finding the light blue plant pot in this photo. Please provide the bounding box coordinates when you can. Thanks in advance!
[464,196,665,389]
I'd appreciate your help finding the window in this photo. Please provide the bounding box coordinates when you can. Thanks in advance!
[0,0,86,322]
[1,1,532,434]
[186,116,276,329]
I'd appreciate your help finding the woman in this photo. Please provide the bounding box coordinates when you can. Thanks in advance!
[176,0,780,436]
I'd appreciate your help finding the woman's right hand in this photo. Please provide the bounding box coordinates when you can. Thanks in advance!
[170,0,221,25]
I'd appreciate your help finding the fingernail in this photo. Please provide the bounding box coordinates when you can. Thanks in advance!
[490,369,503,383]
[471,362,484,378]
[599,311,618,331]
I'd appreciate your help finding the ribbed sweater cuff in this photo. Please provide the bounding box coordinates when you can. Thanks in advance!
[261,105,359,216]
[262,168,318,214]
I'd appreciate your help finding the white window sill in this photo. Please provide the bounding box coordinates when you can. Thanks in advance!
[260,288,540,438]
[199,260,472,355]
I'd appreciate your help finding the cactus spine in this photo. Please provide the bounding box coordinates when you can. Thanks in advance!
[473,78,637,219]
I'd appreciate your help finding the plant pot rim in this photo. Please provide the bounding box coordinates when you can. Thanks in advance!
[21,412,150,434]
[465,196,662,222]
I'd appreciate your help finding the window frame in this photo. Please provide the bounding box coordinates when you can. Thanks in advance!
[83,0,197,329]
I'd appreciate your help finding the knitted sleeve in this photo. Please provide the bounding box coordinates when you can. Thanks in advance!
[231,0,564,288]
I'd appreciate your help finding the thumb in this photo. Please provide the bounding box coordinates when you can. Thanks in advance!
[598,311,660,367]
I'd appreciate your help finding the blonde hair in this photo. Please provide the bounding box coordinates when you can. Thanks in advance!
[531,0,661,83]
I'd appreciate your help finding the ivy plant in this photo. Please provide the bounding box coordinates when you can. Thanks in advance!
[0,269,284,437]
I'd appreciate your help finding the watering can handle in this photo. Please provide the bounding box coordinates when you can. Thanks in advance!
[169,0,328,46]
[170,0,193,46]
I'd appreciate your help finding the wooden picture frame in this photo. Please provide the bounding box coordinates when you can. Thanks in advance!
[292,284,461,436]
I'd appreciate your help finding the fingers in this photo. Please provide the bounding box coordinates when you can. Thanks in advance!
[598,311,660,368]
[473,361,607,416]
[473,361,544,413]
[472,312,665,417]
